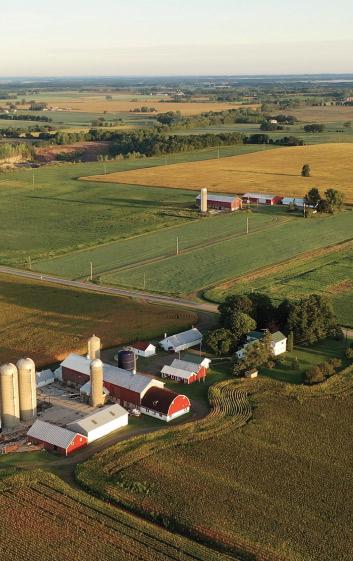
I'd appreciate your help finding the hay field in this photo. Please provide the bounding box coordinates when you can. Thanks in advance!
[90,143,353,202]
[0,274,196,367]
[33,98,243,115]
[290,105,353,123]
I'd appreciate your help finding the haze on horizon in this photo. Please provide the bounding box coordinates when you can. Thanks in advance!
[1,0,353,77]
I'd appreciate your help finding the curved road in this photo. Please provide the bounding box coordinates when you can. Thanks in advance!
[0,265,218,313]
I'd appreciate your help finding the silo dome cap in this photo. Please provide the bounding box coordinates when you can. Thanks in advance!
[16,358,35,370]
[89,335,101,342]
[0,363,17,376]
[91,359,103,368]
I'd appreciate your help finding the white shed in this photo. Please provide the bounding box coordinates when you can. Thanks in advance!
[159,328,203,353]
[67,404,128,443]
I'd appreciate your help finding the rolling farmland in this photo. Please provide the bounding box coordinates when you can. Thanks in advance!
[0,472,234,561]
[77,369,353,561]
[0,273,196,367]
[90,143,353,203]
[206,241,353,326]
[100,212,353,294]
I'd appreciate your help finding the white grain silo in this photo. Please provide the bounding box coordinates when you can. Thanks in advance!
[0,363,20,429]
[201,188,208,213]
[90,359,105,408]
[88,335,101,360]
[17,358,37,422]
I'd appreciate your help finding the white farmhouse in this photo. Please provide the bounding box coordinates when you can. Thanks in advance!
[236,330,287,360]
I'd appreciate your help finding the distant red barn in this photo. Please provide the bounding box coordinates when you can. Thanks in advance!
[242,192,283,205]
[140,387,191,422]
[196,193,242,212]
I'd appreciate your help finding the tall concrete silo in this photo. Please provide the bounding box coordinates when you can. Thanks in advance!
[201,188,208,213]
[88,335,101,360]
[17,358,37,422]
[90,359,105,408]
[0,363,20,429]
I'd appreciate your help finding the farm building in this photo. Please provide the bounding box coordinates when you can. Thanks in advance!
[184,355,211,370]
[59,353,164,409]
[140,387,191,422]
[236,330,287,359]
[127,341,156,358]
[36,369,55,388]
[196,193,242,212]
[79,381,110,401]
[27,420,87,456]
[281,197,305,208]
[242,192,283,205]
[161,359,207,384]
[67,404,128,443]
[160,328,203,353]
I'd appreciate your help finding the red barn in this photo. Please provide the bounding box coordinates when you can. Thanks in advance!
[60,354,164,409]
[27,420,87,456]
[196,193,242,212]
[242,192,283,205]
[140,387,191,422]
[161,359,207,384]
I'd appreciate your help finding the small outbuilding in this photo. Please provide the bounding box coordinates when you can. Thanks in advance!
[245,368,258,379]
[36,369,55,388]
[27,420,87,456]
[159,328,203,353]
[140,387,191,422]
[242,192,283,205]
[67,404,128,443]
[127,341,156,358]
[161,359,207,384]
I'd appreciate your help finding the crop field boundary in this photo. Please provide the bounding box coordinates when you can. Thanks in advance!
[202,238,353,302]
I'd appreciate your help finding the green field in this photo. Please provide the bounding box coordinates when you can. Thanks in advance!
[206,243,353,326]
[100,211,353,295]
[77,366,353,561]
[0,144,276,266]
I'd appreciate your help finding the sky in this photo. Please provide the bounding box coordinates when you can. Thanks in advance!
[0,0,353,76]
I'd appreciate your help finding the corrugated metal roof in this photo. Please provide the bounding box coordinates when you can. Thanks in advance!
[160,328,202,349]
[282,197,305,206]
[161,365,192,380]
[36,369,54,386]
[242,192,278,199]
[61,353,162,395]
[170,359,198,373]
[67,404,128,433]
[196,193,241,203]
[27,420,80,449]
[80,381,110,396]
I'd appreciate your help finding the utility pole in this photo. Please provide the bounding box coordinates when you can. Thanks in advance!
[28,256,32,270]
[143,272,146,290]
[217,146,220,159]
[32,171,35,186]
[90,262,93,281]
[246,216,249,235]
[176,236,179,255]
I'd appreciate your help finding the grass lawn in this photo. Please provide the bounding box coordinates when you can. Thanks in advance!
[101,211,353,294]
[0,273,196,367]
[260,337,351,384]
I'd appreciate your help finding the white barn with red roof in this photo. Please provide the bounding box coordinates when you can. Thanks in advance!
[127,341,156,358]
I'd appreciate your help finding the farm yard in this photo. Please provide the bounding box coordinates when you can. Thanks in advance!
[0,273,196,367]
[90,143,353,203]
[206,241,353,327]
[77,370,353,561]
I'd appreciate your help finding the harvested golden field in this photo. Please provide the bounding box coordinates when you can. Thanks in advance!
[36,98,246,115]
[0,274,196,367]
[290,105,353,123]
[90,143,353,202]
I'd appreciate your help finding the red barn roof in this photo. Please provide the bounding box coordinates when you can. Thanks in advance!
[131,341,152,351]
[141,387,190,415]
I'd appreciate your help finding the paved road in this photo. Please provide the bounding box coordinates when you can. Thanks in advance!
[0,265,218,313]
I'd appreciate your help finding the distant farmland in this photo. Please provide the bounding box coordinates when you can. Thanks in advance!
[88,143,353,203]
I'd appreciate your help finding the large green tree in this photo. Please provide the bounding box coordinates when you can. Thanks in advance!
[324,188,344,212]
[234,332,272,376]
[219,295,253,328]
[205,329,235,356]
[304,187,321,207]
[288,294,339,344]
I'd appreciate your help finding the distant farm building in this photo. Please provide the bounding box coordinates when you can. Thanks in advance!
[196,193,242,212]
[140,387,191,422]
[59,353,164,409]
[161,359,207,384]
[36,369,55,388]
[242,192,283,205]
[127,341,156,358]
[160,328,203,353]
[281,197,305,208]
[67,404,128,443]
[27,420,87,456]
[245,368,258,379]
